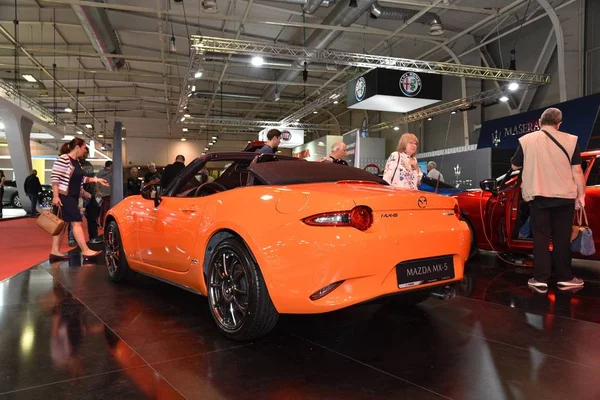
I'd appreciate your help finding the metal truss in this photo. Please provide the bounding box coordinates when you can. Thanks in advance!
[0,80,59,124]
[182,117,349,132]
[191,36,551,84]
[370,83,540,132]
[279,82,349,126]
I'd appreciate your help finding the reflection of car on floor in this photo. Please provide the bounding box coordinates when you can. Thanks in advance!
[104,152,470,340]
[1,180,53,209]
[454,150,600,261]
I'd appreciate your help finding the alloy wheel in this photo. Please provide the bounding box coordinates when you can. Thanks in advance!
[208,249,251,332]
[104,224,120,276]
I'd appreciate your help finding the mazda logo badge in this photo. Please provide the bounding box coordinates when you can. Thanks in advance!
[417,196,427,208]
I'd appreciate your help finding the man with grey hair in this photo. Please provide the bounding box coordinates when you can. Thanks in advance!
[426,161,444,182]
[144,162,161,185]
[321,141,348,165]
[511,107,586,290]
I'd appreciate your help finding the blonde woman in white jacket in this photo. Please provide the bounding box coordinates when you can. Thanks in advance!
[383,133,422,190]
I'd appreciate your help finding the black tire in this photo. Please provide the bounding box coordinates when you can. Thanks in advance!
[463,217,479,260]
[39,194,53,209]
[207,237,279,341]
[389,291,431,306]
[11,193,20,208]
[104,220,135,282]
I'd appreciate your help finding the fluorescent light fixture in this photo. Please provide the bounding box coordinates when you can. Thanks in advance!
[98,134,104,138]
[333,100,339,104]
[85,123,93,129]
[76,130,83,135]
[499,96,509,102]
[182,128,188,132]
[329,93,340,99]
[212,136,217,140]
[30,133,54,140]
[451,111,457,115]
[181,137,187,141]
[62,135,75,141]
[393,126,400,131]
[0,122,5,130]
[191,85,196,92]
[22,74,36,82]
[247,140,251,143]
[101,146,106,150]
[194,71,203,79]
[251,56,264,67]
[204,147,209,151]
[184,113,191,118]
[427,117,433,121]
[295,119,300,122]
[181,117,186,122]
[508,82,519,91]
[313,111,318,114]
[64,107,73,113]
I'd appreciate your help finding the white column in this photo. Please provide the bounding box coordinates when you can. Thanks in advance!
[0,110,33,212]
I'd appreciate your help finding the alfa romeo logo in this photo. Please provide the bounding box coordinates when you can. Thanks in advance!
[399,72,422,97]
[417,196,427,208]
[281,130,292,141]
[355,77,366,101]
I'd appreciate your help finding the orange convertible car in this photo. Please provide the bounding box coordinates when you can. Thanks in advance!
[104,153,470,340]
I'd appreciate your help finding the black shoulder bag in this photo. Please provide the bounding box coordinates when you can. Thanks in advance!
[541,129,571,164]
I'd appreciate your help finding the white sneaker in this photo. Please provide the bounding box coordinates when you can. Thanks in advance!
[528,278,548,288]
[557,277,584,288]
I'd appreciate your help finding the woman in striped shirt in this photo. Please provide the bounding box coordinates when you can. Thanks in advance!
[50,138,109,262]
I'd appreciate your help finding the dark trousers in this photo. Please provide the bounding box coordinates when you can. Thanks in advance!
[99,195,111,227]
[85,197,99,239]
[530,201,575,282]
[27,194,38,215]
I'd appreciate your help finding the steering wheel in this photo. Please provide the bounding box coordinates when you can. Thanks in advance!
[193,181,227,197]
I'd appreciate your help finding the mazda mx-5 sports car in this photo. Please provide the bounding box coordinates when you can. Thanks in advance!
[454,150,600,261]
[104,152,470,340]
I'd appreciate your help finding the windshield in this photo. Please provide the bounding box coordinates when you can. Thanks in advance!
[248,160,388,186]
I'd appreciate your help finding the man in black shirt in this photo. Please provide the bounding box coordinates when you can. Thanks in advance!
[144,162,162,185]
[321,141,349,165]
[257,129,282,154]
[24,170,42,216]
[161,155,186,188]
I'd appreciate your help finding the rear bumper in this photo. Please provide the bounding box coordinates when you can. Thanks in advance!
[250,215,470,314]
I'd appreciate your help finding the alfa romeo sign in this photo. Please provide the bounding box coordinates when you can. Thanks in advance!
[399,72,422,97]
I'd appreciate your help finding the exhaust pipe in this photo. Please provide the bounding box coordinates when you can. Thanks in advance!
[429,286,456,300]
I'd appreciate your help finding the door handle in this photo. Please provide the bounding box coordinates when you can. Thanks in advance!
[179,206,198,213]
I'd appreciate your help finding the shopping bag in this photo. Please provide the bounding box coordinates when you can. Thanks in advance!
[36,206,66,236]
[571,208,595,256]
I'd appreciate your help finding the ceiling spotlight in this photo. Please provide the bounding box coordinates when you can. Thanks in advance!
[101,146,106,150]
[22,74,37,82]
[451,111,457,115]
[313,110,318,114]
[98,134,104,138]
[247,140,251,143]
[85,123,93,129]
[170,36,177,53]
[183,128,188,132]
[191,85,196,92]
[64,107,73,113]
[181,137,187,142]
[349,0,358,7]
[508,82,519,91]
[194,71,203,79]
[427,117,433,121]
[274,90,280,102]
[333,100,339,105]
[393,126,400,131]
[184,113,191,118]
[499,95,509,102]
[76,130,83,135]
[181,117,186,122]
[204,147,209,151]
[251,56,264,67]
[295,118,300,122]
[212,136,217,140]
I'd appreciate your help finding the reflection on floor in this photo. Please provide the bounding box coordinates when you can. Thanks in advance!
[1,252,600,399]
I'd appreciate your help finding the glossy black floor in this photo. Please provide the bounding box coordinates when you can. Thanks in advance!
[2,252,600,400]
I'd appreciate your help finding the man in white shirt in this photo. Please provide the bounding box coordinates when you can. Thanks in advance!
[426,161,444,182]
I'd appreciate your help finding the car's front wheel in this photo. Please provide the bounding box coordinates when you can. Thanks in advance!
[104,220,135,282]
[207,237,278,340]
[11,193,20,208]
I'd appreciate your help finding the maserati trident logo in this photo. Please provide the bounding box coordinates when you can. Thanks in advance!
[417,196,427,208]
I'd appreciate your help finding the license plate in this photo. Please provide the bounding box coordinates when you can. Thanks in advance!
[396,256,454,289]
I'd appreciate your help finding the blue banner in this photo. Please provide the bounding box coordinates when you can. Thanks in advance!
[477,93,600,150]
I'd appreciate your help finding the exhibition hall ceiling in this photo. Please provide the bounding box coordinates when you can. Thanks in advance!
[0,0,569,153]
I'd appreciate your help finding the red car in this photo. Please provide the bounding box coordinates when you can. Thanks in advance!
[455,150,600,261]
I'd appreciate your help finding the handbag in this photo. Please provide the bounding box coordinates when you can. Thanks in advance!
[36,206,66,236]
[571,208,595,256]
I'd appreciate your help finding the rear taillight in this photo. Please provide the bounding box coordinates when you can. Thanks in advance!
[303,206,373,231]
[453,203,461,221]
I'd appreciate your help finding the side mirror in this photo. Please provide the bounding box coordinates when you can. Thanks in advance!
[480,179,497,193]
[141,184,162,207]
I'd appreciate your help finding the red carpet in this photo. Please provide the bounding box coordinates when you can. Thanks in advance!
[0,217,93,282]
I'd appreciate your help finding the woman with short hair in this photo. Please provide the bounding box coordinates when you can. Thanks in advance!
[383,133,422,190]
[49,138,109,262]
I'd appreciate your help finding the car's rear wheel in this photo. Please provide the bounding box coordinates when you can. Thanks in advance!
[104,221,135,282]
[207,237,278,340]
[39,194,52,209]
[11,193,20,208]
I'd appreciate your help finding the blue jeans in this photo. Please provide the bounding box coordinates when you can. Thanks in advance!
[27,194,38,215]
